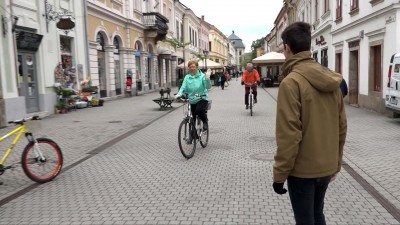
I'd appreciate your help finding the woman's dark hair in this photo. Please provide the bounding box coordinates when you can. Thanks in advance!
[281,22,311,54]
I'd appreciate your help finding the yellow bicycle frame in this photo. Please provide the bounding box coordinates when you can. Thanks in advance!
[0,124,27,165]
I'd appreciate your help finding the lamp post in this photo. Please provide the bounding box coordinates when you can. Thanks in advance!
[203,50,209,70]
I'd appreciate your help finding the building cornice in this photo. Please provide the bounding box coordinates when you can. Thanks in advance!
[331,4,400,35]
[88,2,144,29]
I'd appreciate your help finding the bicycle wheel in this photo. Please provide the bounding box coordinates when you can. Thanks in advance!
[178,119,196,159]
[196,117,209,148]
[250,95,253,116]
[21,138,63,183]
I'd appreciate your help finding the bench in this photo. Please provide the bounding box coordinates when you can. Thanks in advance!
[153,88,174,110]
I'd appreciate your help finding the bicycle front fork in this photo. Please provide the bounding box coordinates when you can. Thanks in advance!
[26,133,46,162]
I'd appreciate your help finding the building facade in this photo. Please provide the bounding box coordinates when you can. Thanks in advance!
[0,0,88,123]
[228,31,245,71]
[87,0,172,97]
[331,0,400,114]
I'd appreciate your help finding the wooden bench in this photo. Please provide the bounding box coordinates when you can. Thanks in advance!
[153,88,174,110]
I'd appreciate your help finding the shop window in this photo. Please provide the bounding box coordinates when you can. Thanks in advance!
[59,36,76,89]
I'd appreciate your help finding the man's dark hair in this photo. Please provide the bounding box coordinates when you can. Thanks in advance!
[281,22,311,54]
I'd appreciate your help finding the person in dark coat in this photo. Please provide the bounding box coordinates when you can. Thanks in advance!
[340,78,348,97]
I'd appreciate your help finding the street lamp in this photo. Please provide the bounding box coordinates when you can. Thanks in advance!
[203,50,209,70]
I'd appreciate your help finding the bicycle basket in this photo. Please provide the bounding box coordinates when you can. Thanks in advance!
[207,100,212,110]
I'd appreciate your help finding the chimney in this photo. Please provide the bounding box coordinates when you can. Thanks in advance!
[201,15,204,20]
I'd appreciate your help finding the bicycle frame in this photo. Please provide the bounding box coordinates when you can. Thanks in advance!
[0,124,27,166]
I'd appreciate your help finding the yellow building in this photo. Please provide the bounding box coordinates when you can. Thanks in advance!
[87,0,170,97]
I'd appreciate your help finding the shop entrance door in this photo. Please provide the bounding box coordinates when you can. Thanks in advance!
[18,52,39,113]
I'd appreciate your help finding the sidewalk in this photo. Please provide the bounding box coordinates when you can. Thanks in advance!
[0,88,179,201]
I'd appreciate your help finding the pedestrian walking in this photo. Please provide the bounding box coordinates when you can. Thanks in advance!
[220,71,227,90]
[272,22,347,225]
[340,78,348,97]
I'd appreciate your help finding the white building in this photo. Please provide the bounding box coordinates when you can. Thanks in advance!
[331,0,400,114]
[0,0,88,123]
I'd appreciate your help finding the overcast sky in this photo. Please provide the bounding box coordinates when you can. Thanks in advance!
[179,0,284,52]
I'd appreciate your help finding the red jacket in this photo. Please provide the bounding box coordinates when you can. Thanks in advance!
[241,69,260,87]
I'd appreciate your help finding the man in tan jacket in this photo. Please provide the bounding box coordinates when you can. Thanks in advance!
[273,22,347,225]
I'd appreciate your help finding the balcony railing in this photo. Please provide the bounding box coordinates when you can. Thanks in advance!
[143,12,168,32]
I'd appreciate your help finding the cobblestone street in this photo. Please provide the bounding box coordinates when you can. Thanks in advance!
[0,80,399,225]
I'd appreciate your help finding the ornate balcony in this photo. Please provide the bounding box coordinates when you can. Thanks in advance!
[143,12,169,41]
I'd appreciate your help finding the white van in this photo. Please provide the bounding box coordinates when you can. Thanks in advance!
[386,53,400,116]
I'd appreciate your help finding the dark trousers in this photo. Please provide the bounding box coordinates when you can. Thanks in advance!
[191,100,208,125]
[245,86,257,105]
[221,80,226,89]
[287,176,332,225]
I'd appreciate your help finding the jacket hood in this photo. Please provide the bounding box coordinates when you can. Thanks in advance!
[282,51,342,92]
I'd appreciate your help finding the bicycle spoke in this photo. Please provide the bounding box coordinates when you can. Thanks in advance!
[22,138,63,183]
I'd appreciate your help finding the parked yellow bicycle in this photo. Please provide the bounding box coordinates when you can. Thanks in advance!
[0,115,63,183]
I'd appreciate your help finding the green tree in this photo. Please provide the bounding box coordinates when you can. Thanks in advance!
[163,38,191,75]
[250,37,265,59]
[163,38,191,51]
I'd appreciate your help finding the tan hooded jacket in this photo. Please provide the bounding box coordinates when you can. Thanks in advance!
[273,51,347,183]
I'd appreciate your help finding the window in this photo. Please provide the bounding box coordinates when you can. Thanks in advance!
[371,45,382,92]
[189,27,192,43]
[315,0,319,21]
[175,20,179,39]
[336,0,342,19]
[321,48,328,67]
[335,52,342,74]
[351,0,359,11]
[324,0,329,13]
[313,51,318,62]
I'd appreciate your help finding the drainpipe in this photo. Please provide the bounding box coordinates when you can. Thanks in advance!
[83,0,90,79]
[182,13,186,75]
[10,0,20,96]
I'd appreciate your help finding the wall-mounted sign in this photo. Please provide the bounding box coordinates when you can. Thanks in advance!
[315,35,326,46]
[15,31,43,51]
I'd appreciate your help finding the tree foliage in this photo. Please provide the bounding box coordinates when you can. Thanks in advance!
[163,38,191,50]
[250,37,265,59]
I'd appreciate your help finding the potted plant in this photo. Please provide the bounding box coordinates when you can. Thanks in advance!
[82,86,98,93]
[55,103,67,114]
[98,99,104,106]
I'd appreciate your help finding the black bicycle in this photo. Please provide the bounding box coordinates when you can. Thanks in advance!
[177,94,210,159]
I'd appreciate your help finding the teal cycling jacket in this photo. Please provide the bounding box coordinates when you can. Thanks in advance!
[178,70,212,104]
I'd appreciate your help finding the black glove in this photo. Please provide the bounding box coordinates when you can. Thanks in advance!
[273,182,287,195]
[241,81,244,85]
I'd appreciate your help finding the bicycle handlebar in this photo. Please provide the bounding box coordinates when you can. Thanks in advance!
[177,93,206,101]
[8,115,41,125]
[244,82,258,85]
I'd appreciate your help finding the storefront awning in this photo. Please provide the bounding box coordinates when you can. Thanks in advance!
[157,47,174,59]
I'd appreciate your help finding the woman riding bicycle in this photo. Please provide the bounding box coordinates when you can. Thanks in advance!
[175,60,212,131]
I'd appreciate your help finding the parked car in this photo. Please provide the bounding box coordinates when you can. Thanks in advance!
[385,53,400,116]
